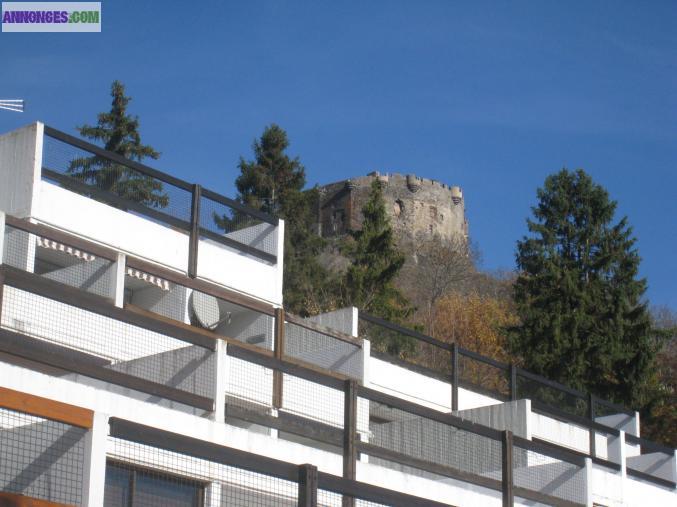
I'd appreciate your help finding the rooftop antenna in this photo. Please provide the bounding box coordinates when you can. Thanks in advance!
[0,99,24,113]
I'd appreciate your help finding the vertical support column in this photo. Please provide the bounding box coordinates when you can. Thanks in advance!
[113,252,126,308]
[451,343,459,411]
[212,340,227,422]
[188,183,201,279]
[618,430,627,504]
[298,463,318,507]
[509,364,517,401]
[588,393,596,458]
[502,430,514,507]
[584,457,593,507]
[272,308,285,409]
[0,212,5,320]
[81,411,109,507]
[205,482,222,507]
[343,379,358,507]
[0,211,5,265]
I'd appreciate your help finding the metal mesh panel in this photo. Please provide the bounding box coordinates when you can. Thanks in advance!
[1,286,215,403]
[226,357,274,409]
[365,399,502,479]
[199,193,277,258]
[358,318,417,358]
[42,134,193,227]
[3,225,114,299]
[0,407,86,505]
[282,374,345,428]
[285,321,363,379]
[107,438,298,506]
[513,443,586,505]
[458,352,509,400]
[516,373,587,418]
[126,269,275,351]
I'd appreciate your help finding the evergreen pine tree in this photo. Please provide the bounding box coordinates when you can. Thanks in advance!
[510,169,657,408]
[68,80,167,208]
[232,125,331,315]
[342,179,414,354]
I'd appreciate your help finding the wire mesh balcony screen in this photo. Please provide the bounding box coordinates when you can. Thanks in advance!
[42,133,193,230]
[516,373,588,418]
[0,407,86,506]
[318,489,392,507]
[281,372,346,429]
[512,442,586,506]
[1,286,215,409]
[284,320,362,379]
[198,192,278,259]
[358,318,417,359]
[3,224,115,299]
[364,398,502,480]
[457,352,509,401]
[126,271,274,352]
[107,437,298,507]
[226,357,274,411]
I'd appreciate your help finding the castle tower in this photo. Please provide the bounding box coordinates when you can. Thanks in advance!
[316,172,468,245]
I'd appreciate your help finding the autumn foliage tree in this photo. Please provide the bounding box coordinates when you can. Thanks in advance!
[430,293,518,391]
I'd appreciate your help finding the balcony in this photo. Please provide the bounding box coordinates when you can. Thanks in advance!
[0,122,284,305]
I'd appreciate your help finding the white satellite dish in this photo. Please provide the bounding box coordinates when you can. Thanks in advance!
[190,291,231,330]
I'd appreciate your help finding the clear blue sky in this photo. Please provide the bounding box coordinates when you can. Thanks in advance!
[1,1,675,309]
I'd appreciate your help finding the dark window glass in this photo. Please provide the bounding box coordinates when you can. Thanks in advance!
[104,462,202,507]
[104,465,132,507]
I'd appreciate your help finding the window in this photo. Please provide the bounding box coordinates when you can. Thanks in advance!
[104,461,204,507]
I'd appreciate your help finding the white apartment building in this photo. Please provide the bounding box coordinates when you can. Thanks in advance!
[0,122,674,507]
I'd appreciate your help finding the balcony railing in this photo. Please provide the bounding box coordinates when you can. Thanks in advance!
[41,126,279,269]
[359,313,639,446]
[3,215,671,507]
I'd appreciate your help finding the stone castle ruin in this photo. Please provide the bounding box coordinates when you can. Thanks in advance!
[316,172,468,246]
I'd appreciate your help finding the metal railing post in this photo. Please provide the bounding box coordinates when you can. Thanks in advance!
[343,379,358,507]
[588,393,596,457]
[298,463,318,507]
[451,343,459,411]
[273,308,285,409]
[509,364,517,401]
[502,430,514,507]
[188,183,201,278]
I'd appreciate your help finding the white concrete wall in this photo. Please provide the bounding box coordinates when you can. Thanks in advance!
[35,181,283,305]
[367,356,502,413]
[0,122,42,218]
[531,411,591,454]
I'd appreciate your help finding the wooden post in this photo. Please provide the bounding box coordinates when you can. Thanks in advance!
[502,430,514,507]
[298,463,318,507]
[272,308,285,409]
[451,343,459,411]
[343,379,358,507]
[188,184,201,278]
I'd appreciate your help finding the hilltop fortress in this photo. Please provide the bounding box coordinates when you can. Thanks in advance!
[316,172,468,245]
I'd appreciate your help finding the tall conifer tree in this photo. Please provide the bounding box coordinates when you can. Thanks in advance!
[68,80,167,208]
[510,169,656,407]
[233,125,330,315]
[342,179,413,354]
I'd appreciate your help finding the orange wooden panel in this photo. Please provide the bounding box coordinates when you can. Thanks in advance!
[0,386,93,429]
[0,492,75,507]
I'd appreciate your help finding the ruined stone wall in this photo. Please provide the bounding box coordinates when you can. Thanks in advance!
[317,172,468,246]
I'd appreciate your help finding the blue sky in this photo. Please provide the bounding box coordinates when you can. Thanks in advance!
[1,1,675,309]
